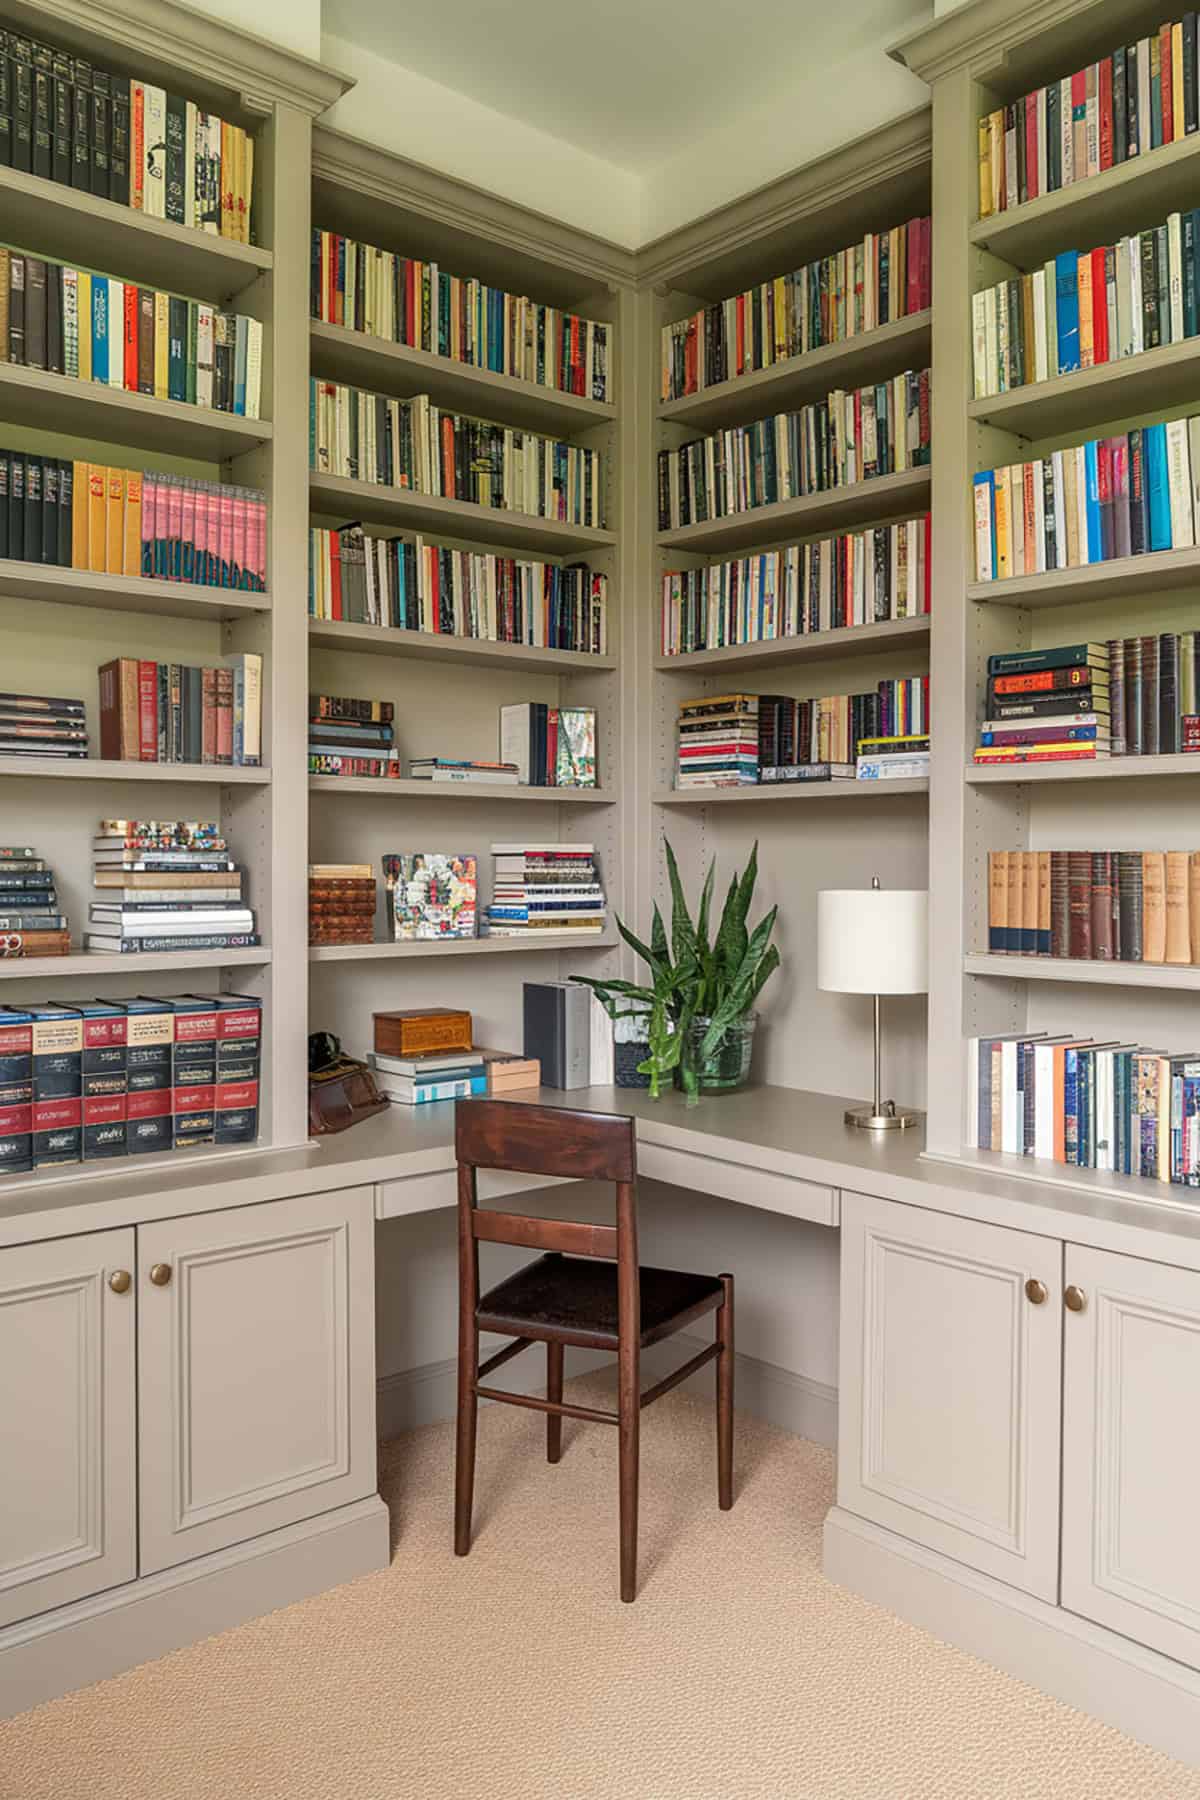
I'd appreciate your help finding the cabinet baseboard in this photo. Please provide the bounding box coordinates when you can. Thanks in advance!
[823,1506,1200,1770]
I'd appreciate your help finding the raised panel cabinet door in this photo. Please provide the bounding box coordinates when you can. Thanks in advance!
[137,1186,377,1577]
[1062,1244,1200,1668]
[0,1228,136,1628]
[838,1191,1062,1601]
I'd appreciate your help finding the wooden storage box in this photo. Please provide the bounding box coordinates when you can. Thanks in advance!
[373,1008,473,1057]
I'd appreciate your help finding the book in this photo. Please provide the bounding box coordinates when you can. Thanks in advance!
[383,853,477,940]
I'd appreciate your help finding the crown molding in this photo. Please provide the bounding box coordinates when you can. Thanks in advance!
[889,0,1107,85]
[6,0,353,116]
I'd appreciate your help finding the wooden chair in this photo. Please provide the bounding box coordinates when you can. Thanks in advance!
[454,1097,734,1602]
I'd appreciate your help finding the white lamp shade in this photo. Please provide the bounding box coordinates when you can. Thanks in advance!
[817,888,929,995]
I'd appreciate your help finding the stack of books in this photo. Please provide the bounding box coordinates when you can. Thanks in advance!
[311,229,612,402]
[99,655,262,765]
[977,22,1200,221]
[0,249,262,414]
[0,689,88,761]
[987,848,1200,964]
[384,853,477,941]
[485,842,607,937]
[84,820,257,955]
[308,863,376,947]
[408,759,519,786]
[856,735,931,781]
[0,845,69,957]
[499,703,597,787]
[677,694,760,789]
[0,27,256,238]
[974,643,1112,765]
[308,694,398,778]
[966,1030,1200,1189]
[368,1047,488,1107]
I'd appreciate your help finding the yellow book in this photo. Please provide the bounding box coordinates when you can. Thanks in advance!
[773,275,787,360]
[153,291,170,399]
[105,466,124,575]
[77,271,92,382]
[978,118,992,219]
[122,469,142,577]
[994,465,1013,579]
[233,126,246,248]
[1165,850,1190,964]
[1077,252,1094,368]
[988,111,1004,215]
[71,462,89,568]
[242,132,254,245]
[87,464,107,572]
[1173,22,1186,141]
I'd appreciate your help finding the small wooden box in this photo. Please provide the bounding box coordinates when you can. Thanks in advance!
[477,1048,541,1094]
[373,1008,473,1058]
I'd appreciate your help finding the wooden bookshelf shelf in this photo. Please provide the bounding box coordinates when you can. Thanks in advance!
[309,775,613,802]
[654,614,930,673]
[309,472,617,558]
[310,321,615,437]
[967,334,1200,438]
[309,932,616,962]
[0,947,271,979]
[656,467,930,555]
[0,163,273,304]
[307,616,616,672]
[965,755,1200,786]
[968,546,1200,610]
[964,952,1200,991]
[657,311,933,435]
[0,561,270,621]
[968,132,1200,270]
[0,361,272,462]
[0,758,271,783]
[653,778,929,805]
[924,1144,1200,1214]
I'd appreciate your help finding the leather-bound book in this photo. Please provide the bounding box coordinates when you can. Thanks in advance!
[1068,850,1092,958]
[1090,852,1114,960]
[988,850,1009,951]
[1050,850,1071,957]
[1117,851,1143,961]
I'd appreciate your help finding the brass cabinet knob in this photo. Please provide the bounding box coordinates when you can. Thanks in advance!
[1024,1278,1047,1305]
[108,1269,132,1294]
[149,1262,173,1287]
[1064,1284,1087,1313]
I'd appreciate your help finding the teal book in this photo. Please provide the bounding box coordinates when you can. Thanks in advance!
[185,300,198,406]
[91,275,108,383]
[233,316,248,416]
[1084,439,1102,563]
[167,295,187,403]
[1144,422,1172,550]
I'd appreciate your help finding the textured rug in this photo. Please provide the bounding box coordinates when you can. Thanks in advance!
[3,1377,1198,1800]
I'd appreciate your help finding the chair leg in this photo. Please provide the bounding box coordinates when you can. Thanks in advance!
[716,1273,734,1511]
[546,1340,564,1464]
[454,1335,478,1557]
[618,1332,640,1602]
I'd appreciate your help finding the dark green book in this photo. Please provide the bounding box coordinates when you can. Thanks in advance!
[167,294,187,403]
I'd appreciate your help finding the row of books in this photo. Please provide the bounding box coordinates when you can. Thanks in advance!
[660,216,931,400]
[309,863,376,947]
[0,453,267,589]
[85,820,257,955]
[986,847,1200,964]
[485,843,606,939]
[0,991,261,1176]
[973,637,1200,764]
[675,680,930,788]
[309,693,395,778]
[965,1031,1200,1188]
[311,230,612,403]
[978,20,1200,219]
[0,689,89,770]
[498,703,597,788]
[307,524,608,654]
[659,515,931,656]
[971,213,1200,398]
[972,416,1200,582]
[0,842,68,958]
[0,28,255,240]
[657,372,931,531]
[0,247,263,414]
[310,381,603,528]
[98,655,263,767]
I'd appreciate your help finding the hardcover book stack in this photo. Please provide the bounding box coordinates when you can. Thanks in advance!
[0,688,88,761]
[0,28,256,238]
[977,18,1200,221]
[660,514,931,655]
[309,694,398,778]
[312,230,613,402]
[407,759,519,786]
[384,853,477,941]
[966,1030,1200,1189]
[0,453,266,589]
[368,1046,488,1107]
[856,733,931,781]
[307,525,608,653]
[974,643,1112,765]
[310,382,604,528]
[987,847,1200,965]
[973,415,1200,580]
[684,678,931,787]
[677,694,760,789]
[308,863,376,947]
[657,371,931,531]
[661,215,932,399]
[0,844,70,958]
[99,654,262,765]
[0,248,263,414]
[84,820,258,955]
[972,212,1200,399]
[499,703,597,788]
[485,842,606,938]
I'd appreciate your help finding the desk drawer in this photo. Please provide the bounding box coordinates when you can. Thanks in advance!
[639,1143,838,1227]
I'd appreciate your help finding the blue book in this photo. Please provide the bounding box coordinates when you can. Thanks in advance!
[1084,439,1103,563]
[1064,1048,1081,1165]
[1055,251,1080,373]
[91,277,109,384]
[1144,422,1172,550]
[973,469,996,579]
[233,318,247,417]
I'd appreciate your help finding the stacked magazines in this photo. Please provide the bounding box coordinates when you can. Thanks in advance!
[0,690,89,760]
[85,820,258,954]
[485,842,607,937]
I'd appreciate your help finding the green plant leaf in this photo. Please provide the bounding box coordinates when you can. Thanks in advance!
[695,856,716,953]
[616,914,666,977]
[663,838,700,970]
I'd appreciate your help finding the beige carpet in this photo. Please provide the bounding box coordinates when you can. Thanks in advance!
[3,1378,1199,1800]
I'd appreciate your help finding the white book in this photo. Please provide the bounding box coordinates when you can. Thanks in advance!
[107,280,125,388]
[196,304,215,409]
[971,289,989,397]
[1188,418,1200,540]
[91,913,254,933]
[1009,464,1026,578]
[143,84,167,219]
[1033,1044,1056,1162]
[1000,1040,1020,1154]
[973,476,995,582]
[1131,237,1144,354]
[983,286,998,396]
[1085,82,1099,176]
[1032,268,1047,382]
[244,318,263,419]
[1169,211,1185,344]
[1115,239,1132,359]
[995,282,1009,393]
[1095,1050,1113,1173]
[1166,417,1195,548]
[964,1039,980,1148]
[1138,40,1152,157]
[1060,77,1074,184]
[1033,459,1046,573]
[61,266,78,379]
[1052,450,1067,570]
[184,99,198,228]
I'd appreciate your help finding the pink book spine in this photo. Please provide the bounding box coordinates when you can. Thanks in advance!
[166,478,184,582]
[252,491,267,592]
[231,487,247,590]
[180,480,197,585]
[198,485,215,585]
[154,476,168,579]
[219,486,234,588]
[141,474,156,576]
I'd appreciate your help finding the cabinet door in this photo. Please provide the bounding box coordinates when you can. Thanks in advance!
[137,1186,377,1576]
[0,1228,136,1626]
[1062,1243,1200,1668]
[839,1191,1062,1600]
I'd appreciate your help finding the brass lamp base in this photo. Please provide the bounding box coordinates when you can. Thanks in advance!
[844,1100,919,1132]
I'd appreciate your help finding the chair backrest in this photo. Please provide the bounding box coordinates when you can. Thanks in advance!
[455,1098,637,1262]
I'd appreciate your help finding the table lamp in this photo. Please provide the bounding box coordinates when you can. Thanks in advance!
[817,876,928,1131]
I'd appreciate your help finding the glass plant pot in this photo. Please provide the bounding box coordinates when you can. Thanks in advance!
[686,1012,757,1094]
[612,1009,652,1089]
